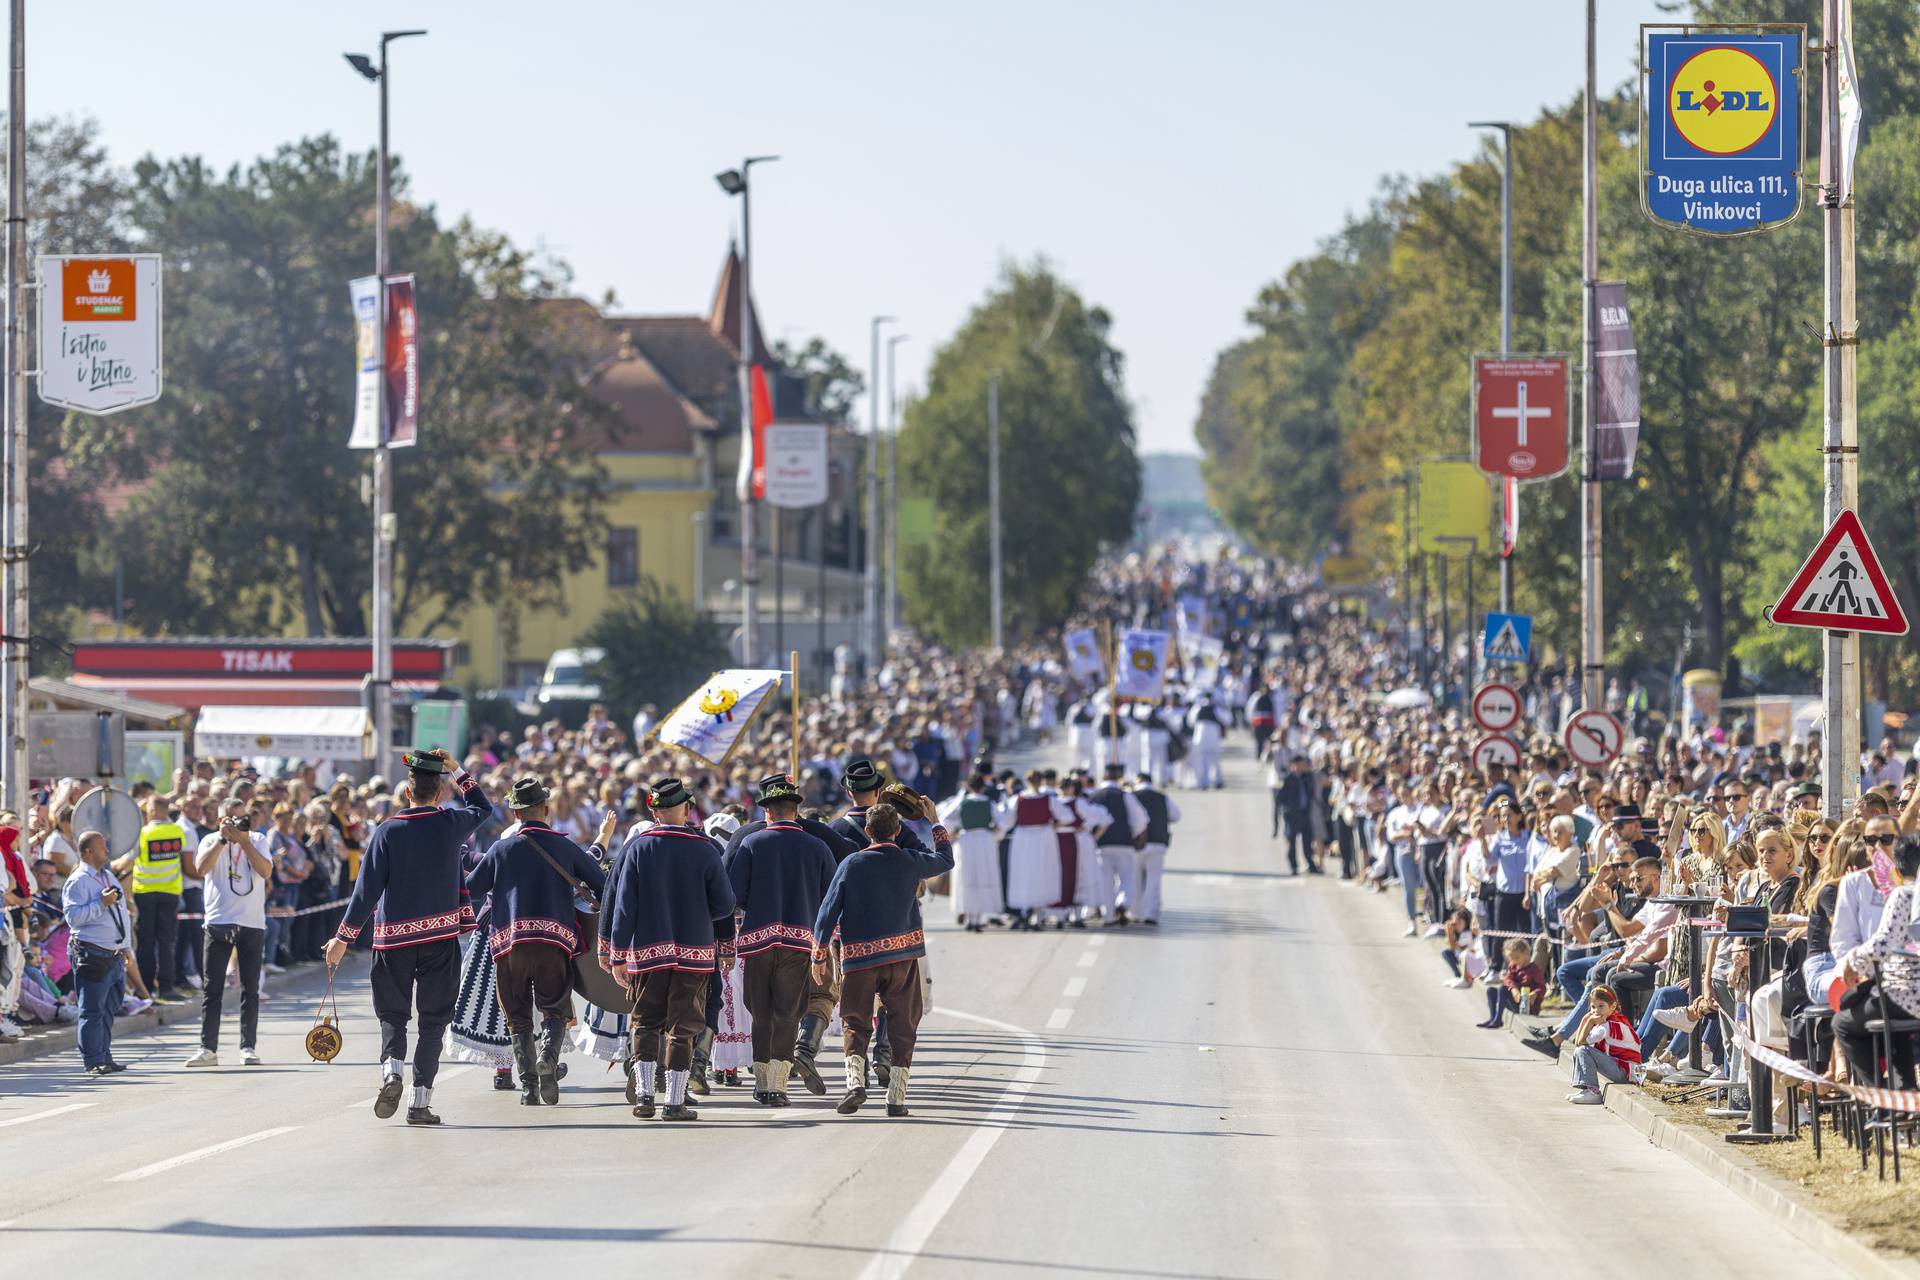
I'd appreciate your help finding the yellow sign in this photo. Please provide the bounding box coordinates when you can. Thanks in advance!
[1417,461,1491,554]
[1669,46,1778,155]
[1321,555,1372,590]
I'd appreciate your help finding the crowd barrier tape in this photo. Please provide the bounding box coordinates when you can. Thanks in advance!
[1477,916,1689,954]
[1730,1016,1920,1115]
[175,896,350,923]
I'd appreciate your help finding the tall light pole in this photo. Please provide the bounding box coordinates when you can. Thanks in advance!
[1471,119,1514,614]
[884,332,909,638]
[1820,0,1860,818]
[2,0,26,822]
[1579,0,1604,711]
[988,374,1003,651]
[345,27,425,773]
[863,314,892,670]
[716,155,778,668]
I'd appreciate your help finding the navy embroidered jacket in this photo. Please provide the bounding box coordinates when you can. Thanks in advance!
[464,821,608,959]
[725,815,861,864]
[726,821,838,956]
[812,828,955,972]
[828,805,931,854]
[601,824,736,974]
[336,773,492,949]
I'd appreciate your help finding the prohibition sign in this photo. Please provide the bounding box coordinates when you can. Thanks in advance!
[1564,709,1624,768]
[1471,682,1522,734]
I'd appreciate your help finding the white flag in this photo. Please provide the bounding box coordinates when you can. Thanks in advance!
[1063,627,1105,681]
[1837,0,1862,204]
[652,668,789,765]
[1114,628,1171,701]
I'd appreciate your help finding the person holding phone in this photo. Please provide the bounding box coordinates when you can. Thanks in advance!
[183,800,273,1068]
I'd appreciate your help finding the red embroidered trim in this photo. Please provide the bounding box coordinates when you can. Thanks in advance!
[488,916,577,955]
[841,928,924,961]
[736,921,815,952]
[373,910,463,941]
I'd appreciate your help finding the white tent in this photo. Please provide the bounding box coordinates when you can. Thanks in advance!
[194,705,372,761]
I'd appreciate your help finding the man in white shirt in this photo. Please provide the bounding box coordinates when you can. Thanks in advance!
[184,799,273,1067]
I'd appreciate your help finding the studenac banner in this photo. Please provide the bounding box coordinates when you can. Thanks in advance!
[1592,282,1640,481]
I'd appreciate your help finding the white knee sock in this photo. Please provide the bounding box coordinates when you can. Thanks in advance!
[666,1068,689,1106]
[412,1085,431,1108]
[383,1057,403,1080]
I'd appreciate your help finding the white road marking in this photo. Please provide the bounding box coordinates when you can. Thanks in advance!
[856,1007,1045,1280]
[1087,935,1107,948]
[107,1126,300,1183]
[1062,976,1088,999]
[1045,1007,1074,1030]
[0,1102,94,1128]
[1075,951,1098,968]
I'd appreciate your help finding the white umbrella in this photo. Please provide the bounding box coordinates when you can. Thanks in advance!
[1383,687,1432,711]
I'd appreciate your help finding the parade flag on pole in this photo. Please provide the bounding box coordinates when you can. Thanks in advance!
[1175,595,1209,639]
[1114,628,1172,700]
[1184,633,1225,687]
[1837,0,1862,204]
[651,667,790,766]
[1501,477,1519,557]
[735,364,775,501]
[1063,627,1104,680]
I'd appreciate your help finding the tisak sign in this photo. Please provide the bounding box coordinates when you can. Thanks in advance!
[1641,26,1805,235]
[37,254,163,413]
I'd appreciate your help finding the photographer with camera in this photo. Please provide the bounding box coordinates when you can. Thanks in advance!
[184,799,273,1067]
[61,830,130,1075]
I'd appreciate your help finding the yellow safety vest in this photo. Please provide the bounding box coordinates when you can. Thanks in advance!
[133,821,187,896]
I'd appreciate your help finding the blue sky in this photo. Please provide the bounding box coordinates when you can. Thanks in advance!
[36,1,1668,454]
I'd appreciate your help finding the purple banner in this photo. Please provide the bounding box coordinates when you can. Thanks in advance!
[1593,282,1639,480]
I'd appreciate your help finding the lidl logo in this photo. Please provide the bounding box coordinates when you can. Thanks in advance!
[1669,46,1778,155]
[61,257,136,322]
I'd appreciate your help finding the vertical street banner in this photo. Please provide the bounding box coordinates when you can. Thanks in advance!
[736,364,774,501]
[762,422,828,508]
[36,254,163,414]
[1114,628,1171,701]
[348,275,421,448]
[1641,26,1805,235]
[1592,283,1640,480]
[1472,355,1570,481]
[1063,627,1105,680]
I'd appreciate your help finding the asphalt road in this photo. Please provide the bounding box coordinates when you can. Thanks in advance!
[1,738,1829,1278]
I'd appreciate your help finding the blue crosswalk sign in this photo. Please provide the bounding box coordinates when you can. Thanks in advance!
[1483,612,1532,665]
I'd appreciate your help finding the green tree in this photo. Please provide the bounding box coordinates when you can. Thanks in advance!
[582,575,728,721]
[106,135,618,638]
[771,335,864,422]
[896,261,1138,645]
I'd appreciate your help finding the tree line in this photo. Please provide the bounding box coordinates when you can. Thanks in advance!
[1196,0,1920,702]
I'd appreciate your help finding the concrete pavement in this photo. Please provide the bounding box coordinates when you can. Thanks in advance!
[0,738,1831,1277]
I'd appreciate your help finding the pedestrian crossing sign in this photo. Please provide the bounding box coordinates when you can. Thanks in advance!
[1767,509,1909,636]
[1482,612,1532,665]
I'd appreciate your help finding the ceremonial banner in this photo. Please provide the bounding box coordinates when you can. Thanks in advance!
[1063,627,1105,680]
[1592,283,1639,480]
[1175,594,1209,638]
[652,668,790,766]
[1184,633,1225,687]
[1114,628,1171,701]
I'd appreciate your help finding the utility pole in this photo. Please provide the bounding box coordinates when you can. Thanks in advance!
[1579,0,1604,711]
[988,374,1003,651]
[715,156,777,668]
[863,315,892,670]
[1472,119,1515,613]
[1821,0,1860,818]
[884,332,909,638]
[346,28,424,773]
[2,0,26,822]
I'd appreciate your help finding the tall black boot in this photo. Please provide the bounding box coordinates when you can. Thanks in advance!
[872,1009,893,1087]
[688,1026,715,1097]
[536,1014,564,1105]
[512,1031,541,1106]
[792,1014,828,1096]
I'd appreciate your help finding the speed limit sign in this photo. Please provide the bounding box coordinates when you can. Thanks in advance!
[1471,682,1521,734]
[1472,735,1522,771]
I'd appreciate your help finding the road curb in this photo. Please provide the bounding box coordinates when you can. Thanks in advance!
[1600,1084,1920,1280]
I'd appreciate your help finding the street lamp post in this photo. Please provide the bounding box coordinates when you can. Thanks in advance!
[863,315,893,671]
[1470,119,1514,613]
[988,374,1003,652]
[344,28,425,774]
[715,155,778,668]
[884,333,909,639]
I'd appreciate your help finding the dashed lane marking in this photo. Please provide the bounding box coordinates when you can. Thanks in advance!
[1045,1007,1074,1030]
[1062,976,1088,999]
[107,1126,301,1183]
[0,1103,94,1128]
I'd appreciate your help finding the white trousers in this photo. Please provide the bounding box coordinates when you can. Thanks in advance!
[1189,740,1222,789]
[1136,844,1168,921]
[0,929,23,1016]
[1102,845,1142,913]
[1141,733,1170,785]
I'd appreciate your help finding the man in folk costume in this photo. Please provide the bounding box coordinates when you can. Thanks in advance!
[999,769,1073,930]
[1134,701,1175,786]
[1126,772,1181,925]
[325,749,491,1127]
[726,776,837,1107]
[463,776,609,1106]
[1088,764,1150,924]
[1092,697,1136,778]
[1065,696,1098,773]
[602,778,736,1122]
[812,799,954,1117]
[937,773,1005,932]
[1185,691,1227,790]
[723,771,860,1097]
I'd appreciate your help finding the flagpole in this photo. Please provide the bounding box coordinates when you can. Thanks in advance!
[1820,0,1860,819]
[790,648,800,782]
[1105,621,1118,748]
[1579,0,1605,712]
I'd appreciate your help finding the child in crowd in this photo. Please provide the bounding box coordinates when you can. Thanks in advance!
[1439,908,1484,989]
[1567,983,1641,1105]
[1478,939,1544,1028]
